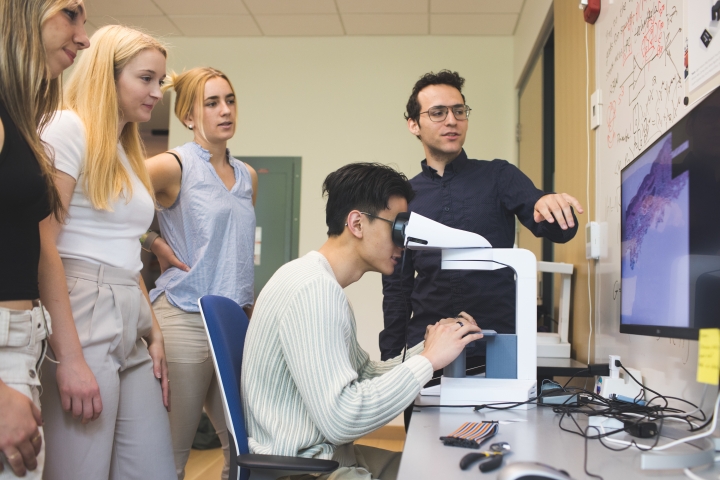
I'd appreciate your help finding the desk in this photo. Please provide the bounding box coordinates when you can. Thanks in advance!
[398,403,720,479]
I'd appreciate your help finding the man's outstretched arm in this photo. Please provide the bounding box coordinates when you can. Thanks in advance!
[499,161,583,243]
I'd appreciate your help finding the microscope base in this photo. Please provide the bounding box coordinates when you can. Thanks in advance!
[439,377,538,409]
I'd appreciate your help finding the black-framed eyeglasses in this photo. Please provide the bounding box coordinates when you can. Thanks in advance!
[360,212,394,226]
[419,104,472,122]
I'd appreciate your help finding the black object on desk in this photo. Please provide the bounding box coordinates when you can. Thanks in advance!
[537,357,593,384]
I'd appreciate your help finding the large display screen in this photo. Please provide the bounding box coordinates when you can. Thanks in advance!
[620,87,720,339]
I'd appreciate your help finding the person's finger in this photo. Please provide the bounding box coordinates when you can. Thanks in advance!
[563,193,585,214]
[71,394,83,420]
[81,395,94,424]
[60,390,72,413]
[456,312,477,325]
[170,255,190,272]
[166,378,171,413]
[16,439,38,473]
[91,394,103,421]
[29,431,42,456]
[536,202,555,224]
[3,447,27,477]
[438,317,457,325]
[562,207,574,228]
[547,198,568,229]
[30,402,42,428]
[454,323,480,338]
[553,195,573,229]
[153,357,162,380]
[462,333,484,345]
[162,361,170,411]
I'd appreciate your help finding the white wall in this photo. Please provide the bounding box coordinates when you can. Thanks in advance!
[591,0,711,407]
[166,36,516,361]
[513,0,553,88]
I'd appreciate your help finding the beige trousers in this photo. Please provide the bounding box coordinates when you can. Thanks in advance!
[152,293,230,480]
[280,445,401,480]
[0,304,49,480]
[41,259,175,480]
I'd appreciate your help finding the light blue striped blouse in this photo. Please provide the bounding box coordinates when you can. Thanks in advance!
[149,142,256,312]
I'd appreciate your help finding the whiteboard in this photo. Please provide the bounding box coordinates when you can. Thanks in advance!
[593,0,703,401]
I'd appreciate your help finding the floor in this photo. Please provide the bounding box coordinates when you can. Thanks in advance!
[184,426,406,480]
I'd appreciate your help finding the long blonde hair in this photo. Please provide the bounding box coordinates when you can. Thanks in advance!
[163,67,235,142]
[0,0,80,219]
[64,24,166,210]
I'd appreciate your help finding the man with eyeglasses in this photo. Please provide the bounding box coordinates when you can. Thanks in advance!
[381,71,584,427]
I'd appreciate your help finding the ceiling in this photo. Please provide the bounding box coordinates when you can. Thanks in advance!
[84,0,526,37]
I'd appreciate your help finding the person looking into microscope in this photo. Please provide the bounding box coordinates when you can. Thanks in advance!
[242,163,483,480]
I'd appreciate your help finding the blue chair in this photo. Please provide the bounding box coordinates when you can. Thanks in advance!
[199,295,339,480]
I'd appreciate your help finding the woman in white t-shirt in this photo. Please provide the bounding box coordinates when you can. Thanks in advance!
[38,25,175,479]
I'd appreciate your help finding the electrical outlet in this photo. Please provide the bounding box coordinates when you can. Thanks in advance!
[586,221,600,260]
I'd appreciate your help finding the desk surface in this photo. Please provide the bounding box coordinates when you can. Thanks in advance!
[398,403,719,479]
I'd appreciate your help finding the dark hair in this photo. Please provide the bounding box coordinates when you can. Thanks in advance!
[405,70,466,122]
[322,163,415,236]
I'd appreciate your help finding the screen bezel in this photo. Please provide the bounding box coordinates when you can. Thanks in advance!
[619,124,697,341]
[619,323,698,340]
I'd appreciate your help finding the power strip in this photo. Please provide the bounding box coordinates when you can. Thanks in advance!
[540,391,581,405]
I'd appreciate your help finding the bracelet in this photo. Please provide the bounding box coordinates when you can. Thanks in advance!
[140,230,160,253]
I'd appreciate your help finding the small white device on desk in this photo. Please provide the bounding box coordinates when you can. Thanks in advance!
[391,212,538,408]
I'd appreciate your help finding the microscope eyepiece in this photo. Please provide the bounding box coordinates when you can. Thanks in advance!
[391,212,410,247]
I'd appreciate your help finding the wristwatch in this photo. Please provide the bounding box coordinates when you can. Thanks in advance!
[140,230,160,253]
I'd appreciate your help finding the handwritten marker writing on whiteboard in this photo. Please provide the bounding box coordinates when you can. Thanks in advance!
[697,329,720,386]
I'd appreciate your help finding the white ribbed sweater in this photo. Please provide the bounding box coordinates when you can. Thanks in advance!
[241,251,433,459]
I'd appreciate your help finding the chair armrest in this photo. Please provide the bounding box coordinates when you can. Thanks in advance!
[237,453,339,472]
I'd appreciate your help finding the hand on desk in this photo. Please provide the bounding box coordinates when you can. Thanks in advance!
[421,312,482,371]
[533,193,584,230]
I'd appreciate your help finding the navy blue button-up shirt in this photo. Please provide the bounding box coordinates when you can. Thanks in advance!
[380,150,578,360]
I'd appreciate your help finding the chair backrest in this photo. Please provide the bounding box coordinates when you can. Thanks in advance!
[199,295,251,480]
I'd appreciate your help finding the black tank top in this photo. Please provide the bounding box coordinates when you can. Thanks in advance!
[0,101,51,301]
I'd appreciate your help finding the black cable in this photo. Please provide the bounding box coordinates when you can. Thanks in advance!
[419,377,706,464]
[688,412,714,432]
[551,382,685,457]
[584,426,604,480]
[562,368,590,388]
[400,241,410,363]
[415,346,709,461]
[413,387,563,411]
[616,363,667,407]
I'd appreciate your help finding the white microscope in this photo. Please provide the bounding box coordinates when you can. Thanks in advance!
[390,212,538,409]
